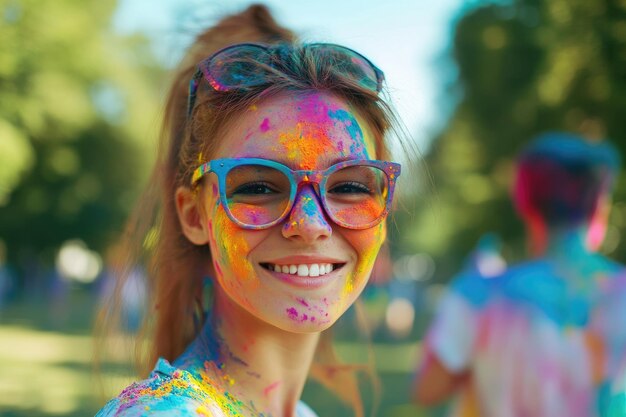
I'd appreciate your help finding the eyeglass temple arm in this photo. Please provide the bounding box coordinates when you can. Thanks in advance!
[191,161,212,186]
[187,70,204,118]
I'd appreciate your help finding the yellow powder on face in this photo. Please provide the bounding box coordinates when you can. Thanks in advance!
[209,206,260,313]
[343,222,386,299]
[214,208,256,286]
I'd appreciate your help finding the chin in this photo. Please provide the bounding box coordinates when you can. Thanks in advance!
[281,312,343,334]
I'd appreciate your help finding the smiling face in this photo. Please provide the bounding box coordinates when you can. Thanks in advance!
[196,91,387,332]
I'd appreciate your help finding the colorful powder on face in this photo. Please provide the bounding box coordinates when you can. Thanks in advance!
[344,222,385,297]
[286,307,299,320]
[214,209,253,280]
[208,205,260,313]
[277,122,338,170]
[259,117,271,132]
[331,199,384,226]
[229,203,276,226]
[270,93,372,170]
[327,108,365,151]
[285,307,311,322]
[300,195,322,217]
[289,297,333,325]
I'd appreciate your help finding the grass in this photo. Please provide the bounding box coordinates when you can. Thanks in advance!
[0,287,450,416]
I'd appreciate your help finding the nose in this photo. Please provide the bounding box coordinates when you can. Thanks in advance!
[282,185,332,242]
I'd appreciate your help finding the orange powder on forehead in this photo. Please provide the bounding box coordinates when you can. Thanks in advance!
[277,121,341,170]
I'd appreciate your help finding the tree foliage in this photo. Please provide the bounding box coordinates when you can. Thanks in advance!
[409,0,626,281]
[0,0,164,271]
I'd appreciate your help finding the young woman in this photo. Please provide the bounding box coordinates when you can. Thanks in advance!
[97,5,402,417]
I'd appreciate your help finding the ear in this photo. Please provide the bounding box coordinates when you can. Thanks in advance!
[175,186,210,245]
[586,193,611,252]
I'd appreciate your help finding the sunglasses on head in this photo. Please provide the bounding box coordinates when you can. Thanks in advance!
[187,42,385,117]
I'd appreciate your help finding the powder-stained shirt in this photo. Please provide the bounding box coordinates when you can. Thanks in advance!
[426,256,626,417]
[608,368,626,417]
[97,358,319,417]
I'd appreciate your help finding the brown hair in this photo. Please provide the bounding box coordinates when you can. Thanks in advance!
[97,4,402,416]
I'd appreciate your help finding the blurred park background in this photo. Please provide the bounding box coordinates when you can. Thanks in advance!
[1,0,626,416]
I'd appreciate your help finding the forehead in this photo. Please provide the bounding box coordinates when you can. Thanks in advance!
[212,92,378,169]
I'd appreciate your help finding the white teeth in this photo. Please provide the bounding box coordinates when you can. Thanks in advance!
[267,263,338,277]
[297,264,309,276]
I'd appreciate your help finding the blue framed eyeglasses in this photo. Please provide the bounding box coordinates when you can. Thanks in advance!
[187,42,385,117]
[192,158,401,230]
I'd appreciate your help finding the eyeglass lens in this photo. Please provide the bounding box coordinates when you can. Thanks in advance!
[207,44,272,91]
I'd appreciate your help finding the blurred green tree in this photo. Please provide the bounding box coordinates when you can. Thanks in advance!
[0,0,164,274]
[407,0,626,281]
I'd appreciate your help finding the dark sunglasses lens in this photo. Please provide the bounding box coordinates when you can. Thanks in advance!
[310,45,381,92]
[205,45,272,91]
[225,164,291,226]
[324,165,388,227]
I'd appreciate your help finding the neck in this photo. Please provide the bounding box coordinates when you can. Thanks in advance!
[194,287,320,416]
[531,225,590,259]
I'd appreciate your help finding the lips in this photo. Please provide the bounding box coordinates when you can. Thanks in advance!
[259,257,347,288]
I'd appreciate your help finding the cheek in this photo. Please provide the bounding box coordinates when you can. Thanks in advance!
[205,190,259,289]
[344,222,386,294]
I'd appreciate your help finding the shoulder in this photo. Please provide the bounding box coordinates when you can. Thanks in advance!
[96,394,207,417]
[296,401,319,417]
[447,270,496,308]
[602,265,626,290]
[96,359,226,417]
[495,260,564,300]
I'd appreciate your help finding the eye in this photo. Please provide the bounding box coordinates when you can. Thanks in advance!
[232,181,279,195]
[328,181,372,195]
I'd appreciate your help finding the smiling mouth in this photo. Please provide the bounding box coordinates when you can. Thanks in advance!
[260,262,345,277]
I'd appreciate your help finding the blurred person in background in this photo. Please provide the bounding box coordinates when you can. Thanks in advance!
[96,3,405,417]
[412,132,625,416]
[0,240,17,307]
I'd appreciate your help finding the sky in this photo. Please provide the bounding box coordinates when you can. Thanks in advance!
[112,0,468,150]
